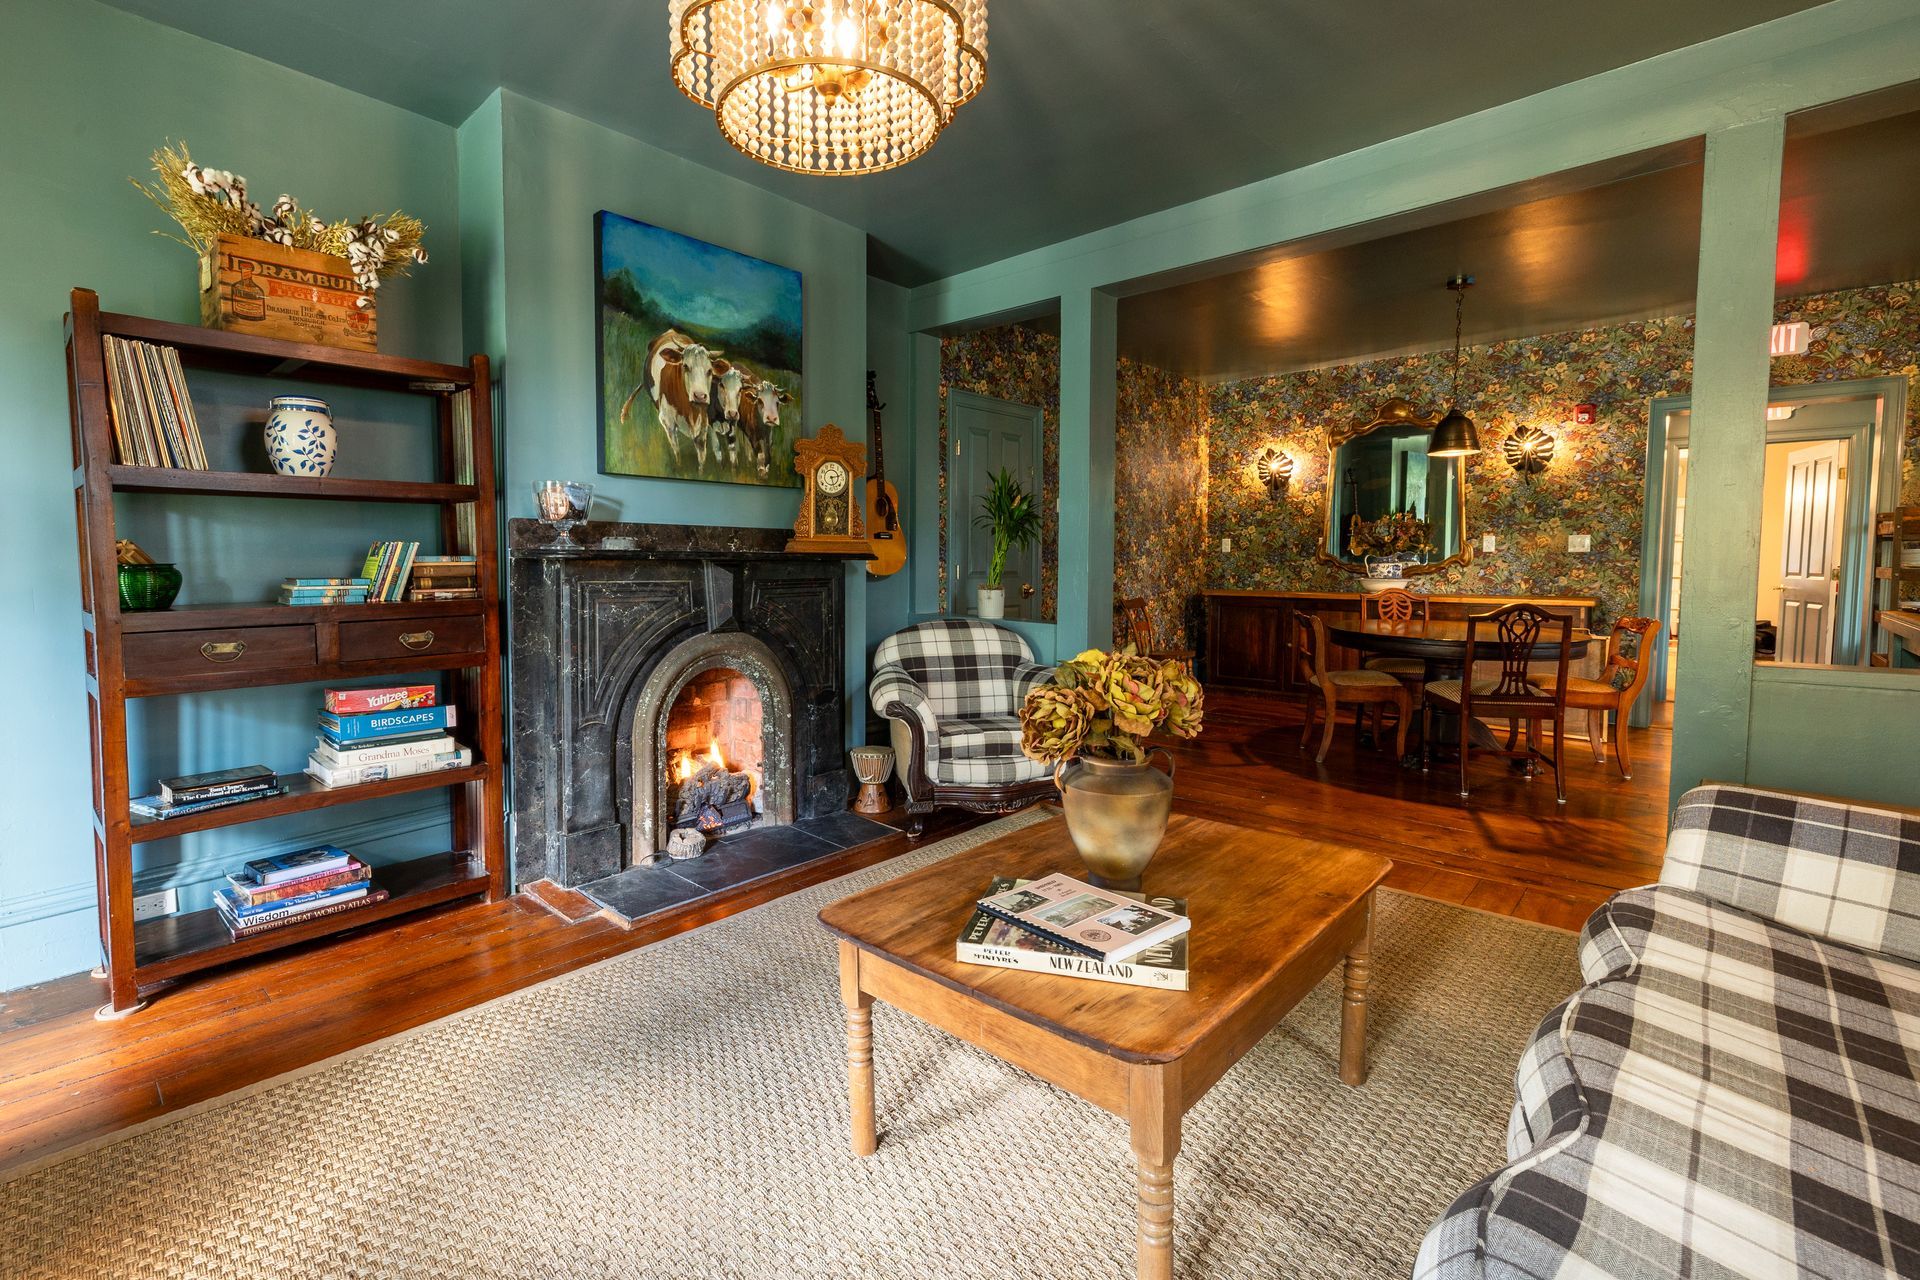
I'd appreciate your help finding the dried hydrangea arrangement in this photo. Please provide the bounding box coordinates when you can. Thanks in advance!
[1019,647,1204,766]
[133,141,426,299]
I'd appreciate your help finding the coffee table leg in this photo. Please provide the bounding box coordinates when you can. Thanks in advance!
[1128,1064,1182,1280]
[838,940,877,1157]
[1339,896,1374,1087]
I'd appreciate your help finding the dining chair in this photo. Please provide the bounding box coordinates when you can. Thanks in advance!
[1359,588,1429,685]
[1421,603,1572,803]
[1297,612,1409,764]
[1116,596,1196,675]
[1533,616,1661,778]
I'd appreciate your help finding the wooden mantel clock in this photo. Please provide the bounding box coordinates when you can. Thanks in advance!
[787,424,873,554]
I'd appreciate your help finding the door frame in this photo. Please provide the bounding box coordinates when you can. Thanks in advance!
[945,388,1045,618]
[1636,375,1904,724]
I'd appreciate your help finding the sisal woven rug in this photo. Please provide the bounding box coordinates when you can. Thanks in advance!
[0,811,1579,1279]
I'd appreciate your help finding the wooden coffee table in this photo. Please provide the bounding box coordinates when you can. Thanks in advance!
[817,812,1390,1280]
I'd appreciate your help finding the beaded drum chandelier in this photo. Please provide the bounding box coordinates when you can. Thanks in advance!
[670,0,988,175]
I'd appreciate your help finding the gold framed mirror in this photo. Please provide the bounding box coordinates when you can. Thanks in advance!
[1317,398,1472,577]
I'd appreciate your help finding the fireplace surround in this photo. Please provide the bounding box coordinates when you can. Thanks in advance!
[508,520,865,888]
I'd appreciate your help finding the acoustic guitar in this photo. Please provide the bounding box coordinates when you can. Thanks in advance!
[864,371,907,579]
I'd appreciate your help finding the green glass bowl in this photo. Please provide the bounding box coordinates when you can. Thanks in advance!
[118,562,183,612]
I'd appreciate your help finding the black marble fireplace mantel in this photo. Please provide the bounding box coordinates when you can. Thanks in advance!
[508,519,861,889]
[510,519,874,562]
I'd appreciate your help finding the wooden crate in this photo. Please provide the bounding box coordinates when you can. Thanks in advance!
[198,233,377,351]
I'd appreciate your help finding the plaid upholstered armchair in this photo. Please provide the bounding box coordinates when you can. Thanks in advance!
[869,619,1057,836]
[1417,783,1920,1280]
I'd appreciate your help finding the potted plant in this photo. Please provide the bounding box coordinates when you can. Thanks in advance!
[973,468,1041,619]
[1348,509,1435,591]
[1019,649,1205,891]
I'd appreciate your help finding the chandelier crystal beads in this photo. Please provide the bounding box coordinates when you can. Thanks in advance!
[671,0,987,175]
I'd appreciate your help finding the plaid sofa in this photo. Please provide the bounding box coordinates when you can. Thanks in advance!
[1416,783,1920,1280]
[870,620,1055,828]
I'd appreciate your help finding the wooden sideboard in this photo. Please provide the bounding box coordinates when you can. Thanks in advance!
[1202,589,1599,694]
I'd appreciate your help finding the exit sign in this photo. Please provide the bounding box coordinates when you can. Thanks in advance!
[1770,322,1810,356]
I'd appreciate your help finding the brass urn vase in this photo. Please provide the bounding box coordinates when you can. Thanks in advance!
[1056,750,1175,893]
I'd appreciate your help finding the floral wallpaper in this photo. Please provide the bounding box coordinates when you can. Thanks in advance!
[1205,280,1920,627]
[1114,358,1210,648]
[938,324,1060,619]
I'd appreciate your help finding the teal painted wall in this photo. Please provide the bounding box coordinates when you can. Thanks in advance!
[865,278,915,656]
[461,90,873,763]
[0,0,463,988]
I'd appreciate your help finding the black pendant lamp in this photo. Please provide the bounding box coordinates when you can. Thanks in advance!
[1430,275,1482,458]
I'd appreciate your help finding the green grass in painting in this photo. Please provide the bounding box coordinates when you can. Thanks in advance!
[598,306,802,488]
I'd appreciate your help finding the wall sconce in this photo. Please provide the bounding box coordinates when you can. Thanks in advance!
[1503,426,1555,481]
[1256,447,1294,496]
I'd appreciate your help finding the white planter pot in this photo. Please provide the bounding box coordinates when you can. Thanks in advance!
[264,396,337,477]
[977,585,1006,618]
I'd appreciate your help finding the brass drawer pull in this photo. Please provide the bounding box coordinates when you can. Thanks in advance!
[398,630,436,651]
[200,641,246,663]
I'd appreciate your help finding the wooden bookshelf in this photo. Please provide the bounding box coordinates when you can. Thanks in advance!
[66,287,506,1016]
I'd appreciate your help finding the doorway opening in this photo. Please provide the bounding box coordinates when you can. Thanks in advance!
[1642,379,1899,716]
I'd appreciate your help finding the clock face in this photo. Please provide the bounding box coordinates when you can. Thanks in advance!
[817,460,849,496]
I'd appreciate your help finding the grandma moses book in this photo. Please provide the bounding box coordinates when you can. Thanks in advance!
[958,877,1190,990]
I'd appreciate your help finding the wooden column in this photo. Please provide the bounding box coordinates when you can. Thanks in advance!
[1670,118,1784,802]
[1058,286,1118,654]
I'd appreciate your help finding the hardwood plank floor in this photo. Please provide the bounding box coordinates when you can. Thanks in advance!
[0,689,1671,1180]
[1177,689,1671,927]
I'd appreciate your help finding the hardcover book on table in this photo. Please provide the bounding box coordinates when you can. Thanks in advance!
[976,873,1191,963]
[958,877,1189,990]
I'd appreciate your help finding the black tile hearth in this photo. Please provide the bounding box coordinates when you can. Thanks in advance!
[577,864,712,920]
[577,814,898,924]
[789,811,898,850]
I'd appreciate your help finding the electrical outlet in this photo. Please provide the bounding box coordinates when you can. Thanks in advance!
[131,887,178,922]
[1482,534,1497,553]
[1221,537,1232,553]
[1568,533,1592,553]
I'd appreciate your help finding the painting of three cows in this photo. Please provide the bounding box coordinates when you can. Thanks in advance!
[595,210,802,487]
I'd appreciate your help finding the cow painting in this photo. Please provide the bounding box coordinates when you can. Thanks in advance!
[596,210,803,487]
[618,329,721,465]
[738,376,793,480]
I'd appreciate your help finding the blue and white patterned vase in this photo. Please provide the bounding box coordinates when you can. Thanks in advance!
[263,397,336,477]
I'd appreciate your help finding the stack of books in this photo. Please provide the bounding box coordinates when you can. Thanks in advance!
[214,845,388,939]
[130,764,281,822]
[280,576,372,606]
[102,336,208,470]
[360,541,420,603]
[306,686,469,788]
[956,874,1192,990]
[406,555,481,602]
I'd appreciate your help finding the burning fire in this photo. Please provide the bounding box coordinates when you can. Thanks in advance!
[673,740,728,783]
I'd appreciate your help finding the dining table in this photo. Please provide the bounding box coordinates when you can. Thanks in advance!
[1321,613,1593,762]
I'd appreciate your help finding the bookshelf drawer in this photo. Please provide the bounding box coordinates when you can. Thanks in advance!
[123,625,317,681]
[339,614,485,663]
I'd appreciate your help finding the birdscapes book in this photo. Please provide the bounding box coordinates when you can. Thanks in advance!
[976,873,1191,963]
[317,703,455,743]
[958,877,1189,990]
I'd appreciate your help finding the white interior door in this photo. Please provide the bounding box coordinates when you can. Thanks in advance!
[1777,439,1846,664]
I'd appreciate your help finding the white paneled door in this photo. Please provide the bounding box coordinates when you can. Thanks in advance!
[1777,438,1846,665]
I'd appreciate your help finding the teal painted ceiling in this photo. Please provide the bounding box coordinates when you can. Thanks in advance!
[102,0,1826,284]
